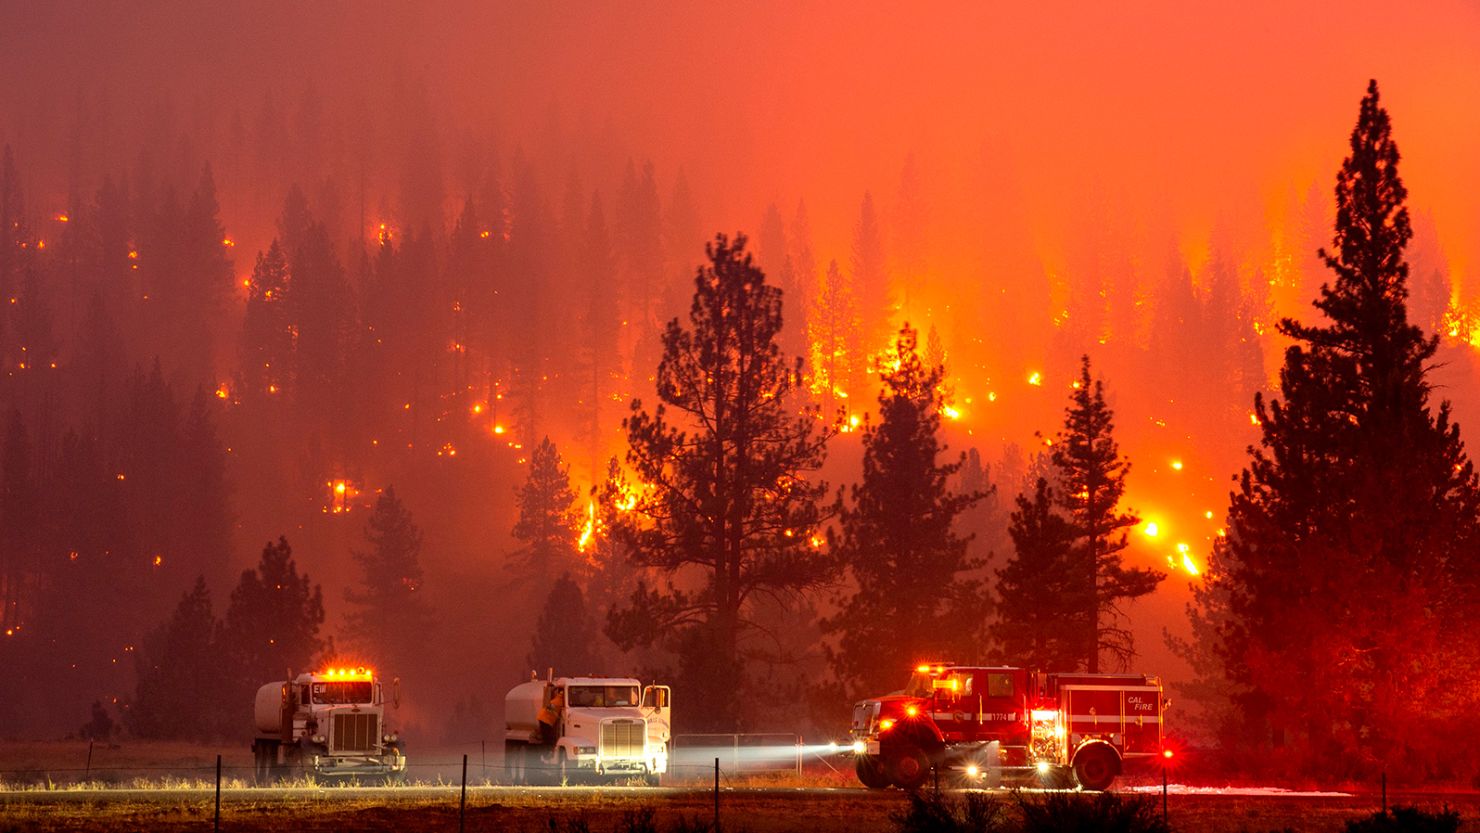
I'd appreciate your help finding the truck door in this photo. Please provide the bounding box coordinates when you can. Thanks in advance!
[974,670,1029,747]
[641,685,671,746]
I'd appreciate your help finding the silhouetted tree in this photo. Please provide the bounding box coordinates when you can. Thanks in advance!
[511,437,579,593]
[345,486,430,676]
[1192,81,1480,778]
[809,259,861,419]
[607,234,833,730]
[991,478,1085,669]
[239,240,291,401]
[220,538,326,703]
[127,577,223,740]
[527,572,597,676]
[852,191,889,348]
[1050,356,1163,672]
[826,324,987,699]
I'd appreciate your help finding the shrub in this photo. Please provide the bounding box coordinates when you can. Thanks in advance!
[1343,806,1460,833]
[892,791,1013,833]
[1015,791,1171,833]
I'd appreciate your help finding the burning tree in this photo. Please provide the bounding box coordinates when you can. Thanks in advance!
[1048,356,1163,672]
[825,323,987,700]
[606,233,833,731]
[1190,81,1480,778]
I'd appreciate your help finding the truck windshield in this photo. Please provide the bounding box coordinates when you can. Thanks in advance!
[312,681,374,704]
[567,685,639,707]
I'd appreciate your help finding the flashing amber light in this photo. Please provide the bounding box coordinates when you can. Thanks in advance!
[916,664,930,673]
[905,705,919,718]
[321,666,374,681]
[879,718,896,731]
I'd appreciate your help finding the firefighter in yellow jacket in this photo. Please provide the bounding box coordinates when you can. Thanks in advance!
[537,687,564,748]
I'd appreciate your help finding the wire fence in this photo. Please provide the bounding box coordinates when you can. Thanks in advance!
[0,735,844,790]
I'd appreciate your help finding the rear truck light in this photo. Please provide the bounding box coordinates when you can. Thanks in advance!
[879,718,896,731]
[905,705,919,717]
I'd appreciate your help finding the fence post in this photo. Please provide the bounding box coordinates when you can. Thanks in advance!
[460,753,469,833]
[214,754,222,833]
[713,757,720,831]
[482,740,486,780]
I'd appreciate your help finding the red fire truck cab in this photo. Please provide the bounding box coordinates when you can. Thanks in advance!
[848,663,1165,791]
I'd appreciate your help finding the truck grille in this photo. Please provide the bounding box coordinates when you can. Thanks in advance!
[600,719,645,759]
[332,712,378,753]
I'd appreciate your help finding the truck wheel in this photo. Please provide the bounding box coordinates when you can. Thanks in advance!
[1072,746,1117,791]
[887,744,931,791]
[854,754,891,790]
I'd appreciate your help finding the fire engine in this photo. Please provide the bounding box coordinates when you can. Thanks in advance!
[849,663,1165,791]
[251,666,407,782]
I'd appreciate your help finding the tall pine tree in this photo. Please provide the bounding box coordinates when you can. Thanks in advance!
[345,486,431,678]
[510,437,579,594]
[825,324,987,700]
[1191,81,1480,778]
[1050,356,1163,672]
[606,233,832,730]
[992,477,1086,670]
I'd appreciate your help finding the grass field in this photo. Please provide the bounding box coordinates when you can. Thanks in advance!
[2,741,1477,833]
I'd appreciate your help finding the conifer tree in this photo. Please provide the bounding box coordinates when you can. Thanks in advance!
[991,478,1085,669]
[852,192,889,348]
[127,577,223,740]
[527,572,598,676]
[1192,81,1480,777]
[220,538,326,703]
[826,324,986,699]
[511,437,579,593]
[808,259,861,419]
[239,240,291,401]
[345,486,430,676]
[607,234,832,730]
[1050,356,1163,672]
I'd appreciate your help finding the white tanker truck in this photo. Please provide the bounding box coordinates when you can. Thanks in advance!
[504,673,671,785]
[251,666,407,782]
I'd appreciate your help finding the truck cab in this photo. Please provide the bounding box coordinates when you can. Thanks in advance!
[504,674,671,785]
[251,666,406,782]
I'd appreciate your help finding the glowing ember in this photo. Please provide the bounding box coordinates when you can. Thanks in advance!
[1170,459,1184,471]
[1143,521,1160,537]
[1027,371,1042,386]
